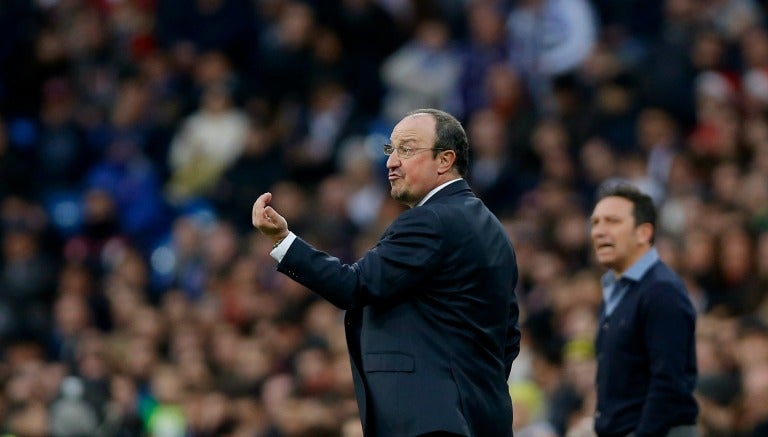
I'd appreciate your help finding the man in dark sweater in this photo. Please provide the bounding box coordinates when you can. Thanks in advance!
[589,183,698,437]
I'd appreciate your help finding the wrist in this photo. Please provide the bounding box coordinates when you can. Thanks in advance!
[272,233,289,249]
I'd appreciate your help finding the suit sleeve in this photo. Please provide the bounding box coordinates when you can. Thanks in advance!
[504,254,520,377]
[277,207,444,310]
[635,281,696,436]
[504,293,521,377]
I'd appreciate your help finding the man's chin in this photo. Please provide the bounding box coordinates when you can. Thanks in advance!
[390,189,415,207]
[596,257,616,270]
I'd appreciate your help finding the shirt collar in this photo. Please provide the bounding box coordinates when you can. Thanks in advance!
[416,178,463,207]
[601,247,659,287]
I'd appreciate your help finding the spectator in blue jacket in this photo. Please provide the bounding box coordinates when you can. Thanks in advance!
[589,183,698,436]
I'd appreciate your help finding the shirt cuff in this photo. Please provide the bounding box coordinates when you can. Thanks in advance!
[269,232,297,262]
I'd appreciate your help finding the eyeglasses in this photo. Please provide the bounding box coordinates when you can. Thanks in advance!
[383,144,448,159]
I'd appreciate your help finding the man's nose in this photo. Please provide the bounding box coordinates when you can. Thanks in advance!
[386,152,400,168]
[589,223,601,238]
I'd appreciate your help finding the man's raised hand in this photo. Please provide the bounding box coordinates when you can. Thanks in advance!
[252,192,289,244]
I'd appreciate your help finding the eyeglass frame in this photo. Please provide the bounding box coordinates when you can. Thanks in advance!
[383,143,449,159]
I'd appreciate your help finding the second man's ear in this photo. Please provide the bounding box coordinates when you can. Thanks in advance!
[637,222,654,245]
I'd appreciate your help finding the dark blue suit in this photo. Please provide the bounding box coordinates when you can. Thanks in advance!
[595,259,698,437]
[277,180,520,436]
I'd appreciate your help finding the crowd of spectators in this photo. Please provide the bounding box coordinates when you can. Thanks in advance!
[3,0,768,435]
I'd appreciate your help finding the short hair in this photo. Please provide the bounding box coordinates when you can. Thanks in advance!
[596,182,657,242]
[406,108,469,177]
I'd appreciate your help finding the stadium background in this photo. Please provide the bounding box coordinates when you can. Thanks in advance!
[1,0,768,435]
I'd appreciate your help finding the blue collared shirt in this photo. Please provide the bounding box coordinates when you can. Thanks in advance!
[601,248,659,316]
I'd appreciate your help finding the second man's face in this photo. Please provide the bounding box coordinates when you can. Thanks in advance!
[590,196,650,275]
[386,114,443,208]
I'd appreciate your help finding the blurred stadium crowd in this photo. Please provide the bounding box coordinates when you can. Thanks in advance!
[2,0,768,436]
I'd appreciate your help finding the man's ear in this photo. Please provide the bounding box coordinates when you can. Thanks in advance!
[437,150,456,175]
[636,222,654,245]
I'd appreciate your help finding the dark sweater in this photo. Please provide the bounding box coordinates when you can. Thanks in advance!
[595,261,698,437]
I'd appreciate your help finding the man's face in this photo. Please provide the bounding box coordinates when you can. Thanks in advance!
[590,196,650,274]
[386,114,443,207]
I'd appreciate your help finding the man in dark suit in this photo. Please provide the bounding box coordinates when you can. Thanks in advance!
[589,183,698,437]
[252,108,520,436]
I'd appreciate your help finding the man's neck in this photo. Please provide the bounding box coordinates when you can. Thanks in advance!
[415,178,462,207]
[612,245,655,278]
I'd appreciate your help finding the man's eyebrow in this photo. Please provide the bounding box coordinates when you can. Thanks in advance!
[391,139,416,146]
[592,214,622,221]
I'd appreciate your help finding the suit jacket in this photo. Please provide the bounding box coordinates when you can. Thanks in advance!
[594,260,698,437]
[277,180,520,437]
